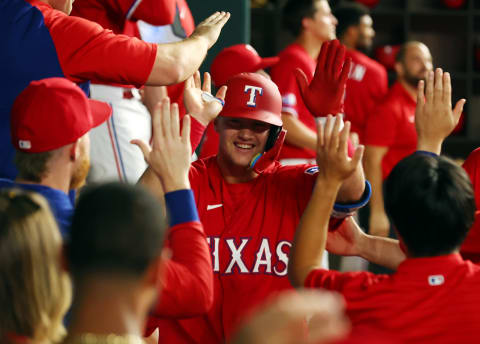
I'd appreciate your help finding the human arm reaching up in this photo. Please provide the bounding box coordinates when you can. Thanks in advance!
[289,115,364,288]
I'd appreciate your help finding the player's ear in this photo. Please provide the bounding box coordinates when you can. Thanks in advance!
[69,141,79,161]
[302,16,312,33]
[394,61,404,78]
[345,25,359,42]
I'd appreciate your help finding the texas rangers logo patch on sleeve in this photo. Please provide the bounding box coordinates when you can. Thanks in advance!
[304,166,319,175]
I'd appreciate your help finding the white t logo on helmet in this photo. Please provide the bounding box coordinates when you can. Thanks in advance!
[244,85,263,107]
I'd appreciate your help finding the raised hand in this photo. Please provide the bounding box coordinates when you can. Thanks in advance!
[191,11,231,49]
[131,98,191,193]
[316,115,364,184]
[184,71,227,126]
[294,39,351,118]
[415,68,466,154]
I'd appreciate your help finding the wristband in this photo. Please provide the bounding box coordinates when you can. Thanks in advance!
[202,92,225,106]
[164,189,199,226]
[331,180,371,218]
[415,150,439,158]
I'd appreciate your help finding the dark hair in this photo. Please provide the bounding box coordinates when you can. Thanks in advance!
[68,182,167,278]
[385,154,475,257]
[15,150,55,183]
[333,3,369,39]
[283,0,318,37]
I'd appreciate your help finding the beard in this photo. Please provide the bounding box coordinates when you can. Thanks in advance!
[70,155,90,190]
[403,67,427,89]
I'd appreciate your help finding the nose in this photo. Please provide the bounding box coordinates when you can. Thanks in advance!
[237,127,255,140]
[331,14,338,26]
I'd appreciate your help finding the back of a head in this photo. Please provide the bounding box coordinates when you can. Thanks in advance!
[283,0,317,37]
[68,182,167,280]
[385,154,475,257]
[0,190,70,344]
[333,2,369,39]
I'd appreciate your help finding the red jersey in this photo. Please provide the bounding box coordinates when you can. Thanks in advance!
[461,148,480,260]
[306,254,480,343]
[150,158,327,343]
[344,49,388,142]
[363,82,417,179]
[71,0,175,34]
[30,0,156,88]
[270,43,317,160]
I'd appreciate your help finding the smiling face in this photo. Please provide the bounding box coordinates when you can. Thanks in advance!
[215,117,271,170]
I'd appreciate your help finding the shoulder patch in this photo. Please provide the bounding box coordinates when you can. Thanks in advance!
[304,166,319,175]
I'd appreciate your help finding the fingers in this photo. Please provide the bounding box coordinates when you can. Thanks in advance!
[201,11,222,24]
[185,74,193,89]
[323,115,335,150]
[425,70,434,103]
[193,70,201,89]
[453,98,466,122]
[215,11,230,26]
[325,40,339,80]
[159,86,168,100]
[216,85,228,101]
[202,72,212,93]
[181,114,191,147]
[151,101,163,145]
[317,117,325,149]
[315,40,329,76]
[294,68,309,97]
[329,114,342,152]
[443,72,451,105]
[338,120,350,157]
[171,103,180,139]
[332,41,346,80]
[161,97,172,140]
[339,58,352,86]
[434,68,443,102]
[351,145,364,171]
[130,139,151,159]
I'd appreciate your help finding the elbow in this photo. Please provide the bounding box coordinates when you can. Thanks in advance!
[187,276,214,315]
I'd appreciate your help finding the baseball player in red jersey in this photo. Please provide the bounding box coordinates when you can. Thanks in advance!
[363,42,433,238]
[135,41,370,343]
[289,69,480,344]
[71,0,196,182]
[270,0,338,165]
[199,44,280,160]
[2,0,229,180]
[334,2,388,144]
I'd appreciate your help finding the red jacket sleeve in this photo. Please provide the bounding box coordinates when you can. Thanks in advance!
[189,117,207,153]
[153,221,213,317]
[45,11,157,87]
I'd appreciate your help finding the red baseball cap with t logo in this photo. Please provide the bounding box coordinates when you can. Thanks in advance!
[11,77,112,153]
[220,73,282,126]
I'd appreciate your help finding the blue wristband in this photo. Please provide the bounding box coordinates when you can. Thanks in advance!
[164,189,199,226]
[331,180,372,218]
[415,150,439,158]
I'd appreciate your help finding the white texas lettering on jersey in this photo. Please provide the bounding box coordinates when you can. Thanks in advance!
[207,237,291,277]
[244,85,263,107]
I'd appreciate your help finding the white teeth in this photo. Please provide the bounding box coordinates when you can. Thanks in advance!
[235,143,253,149]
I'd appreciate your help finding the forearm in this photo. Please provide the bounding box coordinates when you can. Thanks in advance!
[336,163,365,203]
[417,136,442,155]
[289,178,341,288]
[138,167,166,203]
[282,114,317,150]
[146,35,209,86]
[364,157,386,214]
[358,234,405,270]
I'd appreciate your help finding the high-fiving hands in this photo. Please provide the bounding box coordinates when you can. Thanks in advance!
[191,11,231,49]
[184,71,227,126]
[415,68,466,154]
[131,98,191,193]
[316,115,364,185]
[295,40,351,118]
